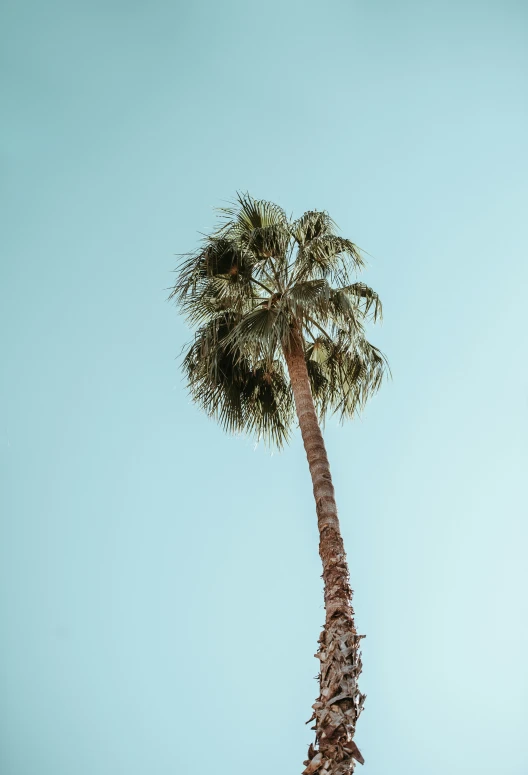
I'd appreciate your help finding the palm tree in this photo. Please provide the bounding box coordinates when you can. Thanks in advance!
[171,194,388,775]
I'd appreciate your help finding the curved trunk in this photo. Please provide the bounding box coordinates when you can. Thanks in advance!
[283,331,366,775]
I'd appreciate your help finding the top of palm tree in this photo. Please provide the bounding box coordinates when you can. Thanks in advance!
[171,193,389,447]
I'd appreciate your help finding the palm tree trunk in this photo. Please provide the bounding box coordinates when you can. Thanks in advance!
[283,330,366,775]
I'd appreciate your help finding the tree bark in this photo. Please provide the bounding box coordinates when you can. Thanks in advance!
[283,330,366,775]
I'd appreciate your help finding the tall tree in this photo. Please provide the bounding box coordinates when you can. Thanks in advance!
[171,194,389,774]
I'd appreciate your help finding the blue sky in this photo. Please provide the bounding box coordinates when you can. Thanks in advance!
[2,1,527,773]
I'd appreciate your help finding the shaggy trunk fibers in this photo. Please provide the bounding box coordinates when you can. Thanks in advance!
[284,332,366,774]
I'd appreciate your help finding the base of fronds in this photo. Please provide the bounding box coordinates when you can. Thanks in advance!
[303,615,366,775]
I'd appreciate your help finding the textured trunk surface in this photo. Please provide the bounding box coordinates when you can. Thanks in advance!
[284,332,366,775]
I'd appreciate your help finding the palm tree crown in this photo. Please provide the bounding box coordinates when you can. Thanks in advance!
[171,193,388,445]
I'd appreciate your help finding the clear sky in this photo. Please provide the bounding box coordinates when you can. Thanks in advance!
[1,1,527,773]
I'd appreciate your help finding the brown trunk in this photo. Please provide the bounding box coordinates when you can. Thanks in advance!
[283,330,366,775]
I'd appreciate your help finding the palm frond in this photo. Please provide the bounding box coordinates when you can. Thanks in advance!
[226,304,292,364]
[181,277,258,326]
[338,282,382,322]
[305,332,389,421]
[182,320,246,433]
[182,317,294,446]
[293,235,364,287]
[291,210,337,245]
[170,239,252,307]
[214,194,292,285]
[288,279,331,318]
[306,358,332,419]
[246,223,291,260]
[296,286,362,341]
[328,289,361,330]
[242,359,295,447]
[216,192,288,237]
